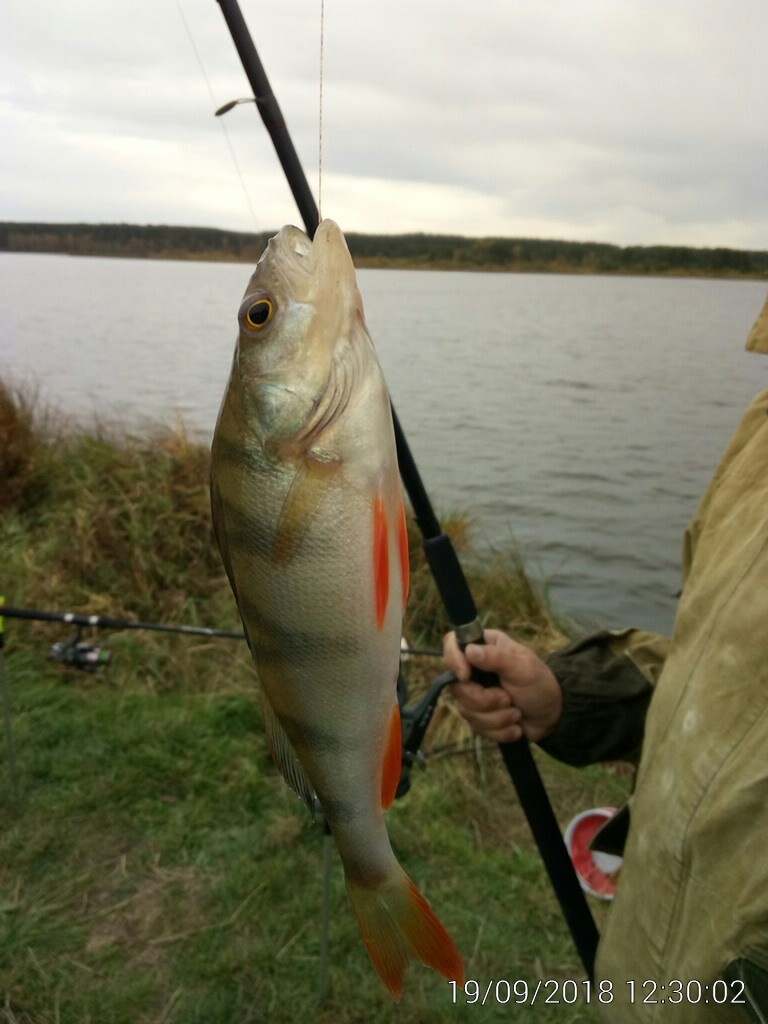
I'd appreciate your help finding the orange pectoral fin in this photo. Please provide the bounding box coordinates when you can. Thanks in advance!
[274,457,339,563]
[381,703,402,810]
[373,495,390,630]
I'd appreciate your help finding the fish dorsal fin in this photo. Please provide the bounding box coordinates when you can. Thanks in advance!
[261,693,318,816]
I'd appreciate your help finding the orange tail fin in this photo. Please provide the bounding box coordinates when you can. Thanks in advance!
[346,866,465,1000]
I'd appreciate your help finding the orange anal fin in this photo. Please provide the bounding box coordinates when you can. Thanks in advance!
[397,496,410,607]
[347,867,465,1001]
[374,495,389,630]
[381,703,402,810]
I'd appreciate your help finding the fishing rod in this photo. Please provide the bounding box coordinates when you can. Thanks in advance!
[0,604,246,673]
[0,605,438,658]
[1,601,448,749]
[214,0,599,980]
[0,605,246,641]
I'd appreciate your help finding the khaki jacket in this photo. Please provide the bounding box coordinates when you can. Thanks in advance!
[543,293,768,1022]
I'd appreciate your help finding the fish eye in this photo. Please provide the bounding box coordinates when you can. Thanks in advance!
[245,298,275,330]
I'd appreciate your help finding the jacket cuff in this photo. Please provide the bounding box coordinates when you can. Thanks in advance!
[538,631,655,767]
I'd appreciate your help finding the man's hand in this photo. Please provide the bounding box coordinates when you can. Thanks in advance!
[443,628,563,744]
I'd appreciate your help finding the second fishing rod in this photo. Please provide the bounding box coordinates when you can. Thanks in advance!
[214,0,599,980]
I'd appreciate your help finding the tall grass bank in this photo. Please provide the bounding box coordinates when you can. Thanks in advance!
[0,381,629,1023]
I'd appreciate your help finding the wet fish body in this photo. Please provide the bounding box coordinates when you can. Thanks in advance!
[210,219,463,997]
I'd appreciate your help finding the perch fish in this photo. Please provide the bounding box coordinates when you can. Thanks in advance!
[210,219,464,998]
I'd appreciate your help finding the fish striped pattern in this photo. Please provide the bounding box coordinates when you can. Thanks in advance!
[210,219,464,998]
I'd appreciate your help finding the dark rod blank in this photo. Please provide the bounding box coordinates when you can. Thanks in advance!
[216,0,320,237]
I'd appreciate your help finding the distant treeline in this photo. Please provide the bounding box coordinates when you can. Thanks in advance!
[2,221,767,278]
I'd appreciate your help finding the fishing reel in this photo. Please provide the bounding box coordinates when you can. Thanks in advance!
[48,632,112,673]
[396,652,457,800]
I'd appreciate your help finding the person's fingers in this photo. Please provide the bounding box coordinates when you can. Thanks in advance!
[477,628,508,647]
[461,705,522,731]
[450,680,515,712]
[442,631,471,682]
[460,709,523,745]
[484,724,523,744]
[463,639,524,678]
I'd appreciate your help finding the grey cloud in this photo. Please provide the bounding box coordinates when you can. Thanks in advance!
[1,0,765,247]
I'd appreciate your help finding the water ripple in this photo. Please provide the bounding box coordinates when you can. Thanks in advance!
[2,255,763,634]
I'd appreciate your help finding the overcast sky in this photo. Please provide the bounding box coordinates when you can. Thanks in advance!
[3,0,766,248]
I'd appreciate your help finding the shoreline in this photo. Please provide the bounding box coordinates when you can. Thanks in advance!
[2,221,766,281]
[3,247,766,281]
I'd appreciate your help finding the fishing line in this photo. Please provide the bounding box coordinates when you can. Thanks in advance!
[212,4,600,978]
[175,0,260,231]
[318,0,326,219]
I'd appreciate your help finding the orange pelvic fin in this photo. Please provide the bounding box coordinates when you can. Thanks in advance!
[397,496,410,607]
[347,866,465,1001]
[381,703,402,810]
[373,495,389,630]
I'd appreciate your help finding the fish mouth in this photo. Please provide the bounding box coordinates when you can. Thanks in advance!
[263,219,356,302]
[265,224,312,263]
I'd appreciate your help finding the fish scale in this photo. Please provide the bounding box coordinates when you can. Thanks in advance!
[210,218,464,999]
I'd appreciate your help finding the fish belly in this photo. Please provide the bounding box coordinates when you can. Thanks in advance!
[211,389,464,998]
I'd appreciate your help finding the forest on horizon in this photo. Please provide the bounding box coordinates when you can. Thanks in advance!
[1,220,766,278]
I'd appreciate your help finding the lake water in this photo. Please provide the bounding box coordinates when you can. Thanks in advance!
[1,252,765,635]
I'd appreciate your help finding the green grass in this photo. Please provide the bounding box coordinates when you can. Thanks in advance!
[0,381,630,1023]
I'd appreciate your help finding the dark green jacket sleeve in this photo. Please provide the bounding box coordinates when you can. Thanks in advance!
[537,630,659,767]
